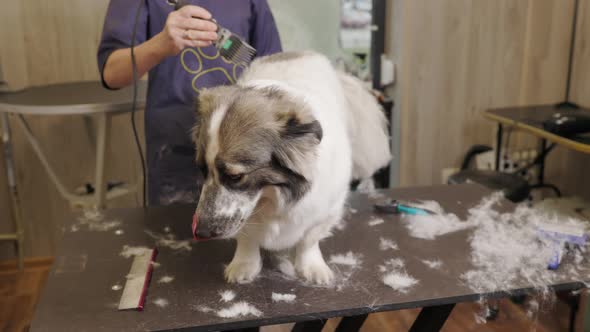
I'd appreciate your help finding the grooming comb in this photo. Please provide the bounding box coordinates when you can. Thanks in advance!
[173,0,257,64]
[118,248,158,311]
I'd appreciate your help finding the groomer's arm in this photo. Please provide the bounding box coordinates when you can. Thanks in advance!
[102,5,218,89]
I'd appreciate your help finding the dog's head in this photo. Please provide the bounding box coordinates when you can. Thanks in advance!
[191,85,322,240]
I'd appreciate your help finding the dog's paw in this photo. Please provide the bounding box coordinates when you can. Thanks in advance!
[224,260,262,284]
[296,260,334,286]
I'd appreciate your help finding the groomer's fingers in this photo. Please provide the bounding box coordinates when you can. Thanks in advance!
[187,40,213,48]
[183,29,217,42]
[179,5,212,20]
[180,17,218,33]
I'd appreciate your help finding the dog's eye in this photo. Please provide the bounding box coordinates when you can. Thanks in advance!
[227,173,243,182]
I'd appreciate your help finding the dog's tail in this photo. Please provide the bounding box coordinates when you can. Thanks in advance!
[338,72,391,180]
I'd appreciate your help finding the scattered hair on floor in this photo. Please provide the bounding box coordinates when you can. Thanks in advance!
[368,217,385,227]
[271,292,297,303]
[153,298,169,308]
[216,301,263,318]
[219,290,236,302]
[158,275,175,283]
[111,284,122,291]
[329,252,363,267]
[144,230,192,252]
[119,245,151,258]
[379,237,398,251]
[421,259,443,269]
[379,258,418,293]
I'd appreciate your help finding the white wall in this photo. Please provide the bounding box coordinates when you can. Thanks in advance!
[268,0,344,60]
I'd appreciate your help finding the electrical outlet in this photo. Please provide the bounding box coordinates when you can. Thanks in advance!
[474,151,495,170]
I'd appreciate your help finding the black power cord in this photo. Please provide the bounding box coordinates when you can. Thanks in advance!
[131,0,147,207]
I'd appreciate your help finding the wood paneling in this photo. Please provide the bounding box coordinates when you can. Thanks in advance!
[571,0,590,106]
[387,0,585,195]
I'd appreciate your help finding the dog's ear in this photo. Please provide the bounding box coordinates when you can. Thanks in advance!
[272,108,323,181]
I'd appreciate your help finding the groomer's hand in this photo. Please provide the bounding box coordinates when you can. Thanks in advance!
[154,5,218,57]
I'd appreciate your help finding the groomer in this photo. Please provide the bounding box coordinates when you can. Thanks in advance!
[97,0,282,205]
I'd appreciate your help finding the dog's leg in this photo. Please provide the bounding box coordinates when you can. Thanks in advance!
[295,221,335,285]
[295,240,333,285]
[225,235,262,284]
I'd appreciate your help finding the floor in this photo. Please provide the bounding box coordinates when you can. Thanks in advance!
[0,257,583,332]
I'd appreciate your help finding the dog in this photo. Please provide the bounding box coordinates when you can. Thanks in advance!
[191,51,391,285]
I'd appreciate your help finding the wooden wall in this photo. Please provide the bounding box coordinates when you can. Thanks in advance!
[387,0,590,199]
[0,0,144,259]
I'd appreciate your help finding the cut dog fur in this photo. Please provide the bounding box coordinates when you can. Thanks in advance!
[192,51,390,285]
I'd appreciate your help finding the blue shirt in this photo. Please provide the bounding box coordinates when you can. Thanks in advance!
[97,0,282,205]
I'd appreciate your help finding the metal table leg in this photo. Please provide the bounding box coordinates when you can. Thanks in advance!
[495,124,503,171]
[291,319,327,332]
[1,113,24,270]
[408,303,455,332]
[94,113,111,209]
[335,314,369,332]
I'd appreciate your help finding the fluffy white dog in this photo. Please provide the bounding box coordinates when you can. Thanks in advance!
[191,51,390,285]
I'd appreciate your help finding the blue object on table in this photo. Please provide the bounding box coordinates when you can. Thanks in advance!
[537,223,588,270]
[374,199,434,216]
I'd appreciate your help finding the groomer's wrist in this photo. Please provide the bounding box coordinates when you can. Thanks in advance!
[150,32,176,59]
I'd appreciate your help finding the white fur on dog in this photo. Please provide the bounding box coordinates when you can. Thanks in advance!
[204,51,390,285]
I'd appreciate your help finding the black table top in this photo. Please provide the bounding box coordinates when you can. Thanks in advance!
[0,81,147,115]
[31,184,588,332]
[485,104,590,151]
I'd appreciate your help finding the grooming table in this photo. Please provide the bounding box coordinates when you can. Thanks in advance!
[31,184,588,332]
[0,81,146,268]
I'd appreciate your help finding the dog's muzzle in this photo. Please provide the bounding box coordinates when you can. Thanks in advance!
[192,213,221,240]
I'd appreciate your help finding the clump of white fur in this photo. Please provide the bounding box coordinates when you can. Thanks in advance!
[422,259,443,269]
[329,252,362,267]
[144,230,192,252]
[412,192,590,293]
[379,258,418,293]
[271,292,297,303]
[119,245,151,258]
[158,275,174,283]
[460,194,589,292]
[74,208,122,232]
[153,298,169,308]
[379,237,398,251]
[219,290,236,302]
[368,217,385,226]
[216,302,263,318]
[402,200,475,240]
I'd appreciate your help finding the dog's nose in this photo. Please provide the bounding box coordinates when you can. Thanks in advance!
[192,214,219,240]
